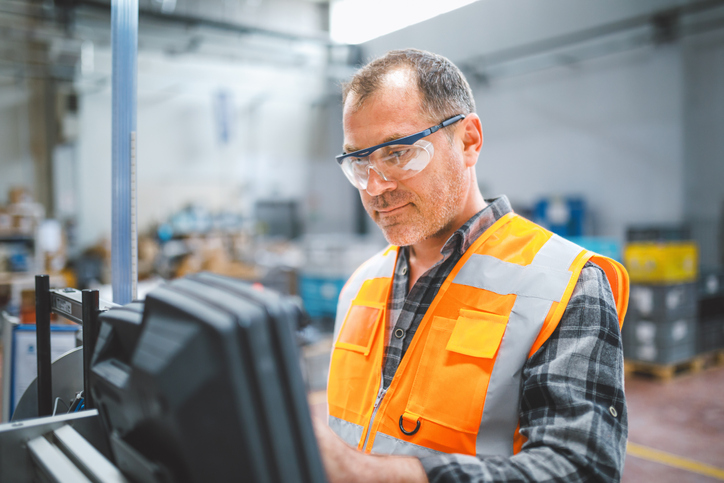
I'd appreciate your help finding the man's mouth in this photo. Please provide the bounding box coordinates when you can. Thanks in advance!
[377,204,409,215]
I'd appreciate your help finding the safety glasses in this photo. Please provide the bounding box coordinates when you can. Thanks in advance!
[336,114,465,190]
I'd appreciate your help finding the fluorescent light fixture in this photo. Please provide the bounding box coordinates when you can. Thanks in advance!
[330,0,479,45]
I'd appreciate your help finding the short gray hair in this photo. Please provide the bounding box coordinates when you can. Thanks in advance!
[342,49,476,122]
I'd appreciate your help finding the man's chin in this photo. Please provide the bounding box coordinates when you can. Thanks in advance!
[380,225,425,247]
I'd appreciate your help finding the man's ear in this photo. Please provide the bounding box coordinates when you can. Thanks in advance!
[460,114,483,168]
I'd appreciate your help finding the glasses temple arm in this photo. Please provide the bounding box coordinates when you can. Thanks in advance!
[441,114,466,127]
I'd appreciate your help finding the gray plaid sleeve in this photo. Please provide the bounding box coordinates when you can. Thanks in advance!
[419,262,628,482]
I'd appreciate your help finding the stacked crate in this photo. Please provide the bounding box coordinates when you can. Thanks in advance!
[623,227,699,364]
[697,270,724,353]
[623,283,698,364]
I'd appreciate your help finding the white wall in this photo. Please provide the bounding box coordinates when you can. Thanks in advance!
[75,48,327,247]
[474,44,684,240]
[683,28,724,267]
[304,94,362,234]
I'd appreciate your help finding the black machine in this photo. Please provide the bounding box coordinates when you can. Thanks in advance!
[91,272,326,483]
[1,273,327,483]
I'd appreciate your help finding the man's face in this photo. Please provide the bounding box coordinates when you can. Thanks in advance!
[342,72,468,247]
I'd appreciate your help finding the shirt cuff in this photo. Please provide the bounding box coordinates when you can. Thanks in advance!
[418,453,481,479]
[419,454,449,478]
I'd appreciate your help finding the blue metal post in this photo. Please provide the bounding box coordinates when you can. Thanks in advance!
[111,0,138,304]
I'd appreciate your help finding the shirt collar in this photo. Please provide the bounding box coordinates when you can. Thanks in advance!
[440,195,513,256]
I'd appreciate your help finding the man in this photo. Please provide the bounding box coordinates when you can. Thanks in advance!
[314,49,630,482]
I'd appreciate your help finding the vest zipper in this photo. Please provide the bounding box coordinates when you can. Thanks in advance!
[361,378,387,451]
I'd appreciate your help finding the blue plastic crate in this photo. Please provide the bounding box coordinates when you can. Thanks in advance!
[299,275,346,319]
[566,236,622,262]
[534,197,586,237]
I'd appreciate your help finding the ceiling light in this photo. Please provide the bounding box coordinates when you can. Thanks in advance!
[330,0,479,45]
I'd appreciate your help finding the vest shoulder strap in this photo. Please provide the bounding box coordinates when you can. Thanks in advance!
[528,250,629,357]
[589,255,629,328]
[333,245,398,340]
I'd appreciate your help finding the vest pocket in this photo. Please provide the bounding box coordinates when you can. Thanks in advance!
[405,311,509,434]
[446,309,508,358]
[335,301,384,356]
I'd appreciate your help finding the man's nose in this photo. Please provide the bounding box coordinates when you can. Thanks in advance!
[364,166,396,196]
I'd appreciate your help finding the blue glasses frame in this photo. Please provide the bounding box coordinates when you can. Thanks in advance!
[336,114,466,164]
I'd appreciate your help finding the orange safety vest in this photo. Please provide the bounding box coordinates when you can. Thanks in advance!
[327,213,629,458]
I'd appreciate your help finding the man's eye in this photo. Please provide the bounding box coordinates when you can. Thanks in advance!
[384,149,410,163]
[350,158,369,171]
[391,149,409,158]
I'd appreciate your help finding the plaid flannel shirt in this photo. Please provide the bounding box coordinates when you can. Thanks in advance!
[383,196,627,482]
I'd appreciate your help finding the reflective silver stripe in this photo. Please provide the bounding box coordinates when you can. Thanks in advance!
[329,248,396,450]
[453,254,571,302]
[531,234,582,271]
[334,287,356,341]
[474,296,554,457]
[333,247,397,340]
[370,432,446,458]
[474,234,585,457]
[328,416,364,447]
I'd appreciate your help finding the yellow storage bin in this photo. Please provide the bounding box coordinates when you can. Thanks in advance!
[623,242,698,283]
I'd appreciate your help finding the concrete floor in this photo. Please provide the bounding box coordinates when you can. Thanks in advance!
[623,366,724,482]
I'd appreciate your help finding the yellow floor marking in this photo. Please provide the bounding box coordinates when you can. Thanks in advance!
[627,442,724,481]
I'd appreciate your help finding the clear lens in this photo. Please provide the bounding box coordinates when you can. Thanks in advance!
[340,140,434,190]
[340,159,363,188]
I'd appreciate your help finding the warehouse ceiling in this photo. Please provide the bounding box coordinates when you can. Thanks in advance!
[2,0,722,113]
[0,0,353,84]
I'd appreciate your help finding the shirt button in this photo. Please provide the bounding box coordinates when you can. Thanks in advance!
[394,328,405,339]
[609,406,618,418]
[401,266,408,275]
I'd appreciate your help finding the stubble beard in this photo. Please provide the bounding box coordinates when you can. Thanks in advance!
[366,164,467,247]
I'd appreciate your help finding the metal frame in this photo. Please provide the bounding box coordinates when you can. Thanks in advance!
[0,410,115,483]
[111,0,139,305]
[34,275,118,417]
[1,311,19,422]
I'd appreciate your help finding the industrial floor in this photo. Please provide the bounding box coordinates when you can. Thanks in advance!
[622,366,724,482]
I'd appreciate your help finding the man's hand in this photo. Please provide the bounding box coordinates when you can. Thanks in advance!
[313,417,361,481]
[313,418,428,483]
